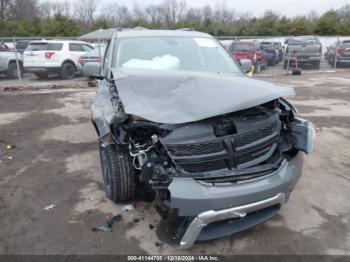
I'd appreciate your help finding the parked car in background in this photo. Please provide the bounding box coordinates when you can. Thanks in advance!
[23,40,93,79]
[274,41,284,62]
[228,41,267,73]
[261,41,279,66]
[78,44,106,74]
[84,29,315,249]
[327,39,350,68]
[284,36,322,69]
[15,41,30,54]
[0,40,23,78]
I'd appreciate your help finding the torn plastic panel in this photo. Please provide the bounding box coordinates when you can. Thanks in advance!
[111,68,295,124]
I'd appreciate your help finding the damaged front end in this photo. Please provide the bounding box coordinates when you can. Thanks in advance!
[94,95,314,248]
[91,69,314,248]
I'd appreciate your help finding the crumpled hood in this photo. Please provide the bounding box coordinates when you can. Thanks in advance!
[112,68,295,124]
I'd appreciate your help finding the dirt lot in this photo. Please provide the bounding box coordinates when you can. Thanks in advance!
[0,68,350,255]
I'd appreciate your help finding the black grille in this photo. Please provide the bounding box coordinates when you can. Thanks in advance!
[236,145,272,165]
[166,141,224,156]
[235,123,277,147]
[181,159,226,173]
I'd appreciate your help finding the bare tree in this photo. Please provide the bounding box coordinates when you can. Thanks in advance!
[185,7,202,24]
[7,0,39,20]
[161,0,187,27]
[213,1,236,24]
[100,3,131,28]
[75,0,96,25]
[145,4,164,25]
[133,3,146,21]
[0,0,11,19]
[40,0,72,18]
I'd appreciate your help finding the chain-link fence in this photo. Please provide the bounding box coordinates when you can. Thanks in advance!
[0,36,107,85]
[1,35,350,86]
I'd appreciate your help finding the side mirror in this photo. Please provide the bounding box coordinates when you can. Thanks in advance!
[240,59,253,74]
[83,62,104,79]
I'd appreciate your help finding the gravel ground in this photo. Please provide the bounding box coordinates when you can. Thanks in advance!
[0,68,349,255]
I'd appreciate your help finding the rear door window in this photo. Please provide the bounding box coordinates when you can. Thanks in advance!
[27,42,63,51]
[82,44,93,52]
[69,43,84,52]
[341,41,350,48]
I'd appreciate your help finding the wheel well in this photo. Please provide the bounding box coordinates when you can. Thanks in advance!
[61,59,76,69]
[8,60,23,67]
[91,120,100,136]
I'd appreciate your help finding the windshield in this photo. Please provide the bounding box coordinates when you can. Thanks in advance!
[287,37,320,45]
[341,41,350,48]
[113,36,242,74]
[232,42,254,52]
[261,42,274,48]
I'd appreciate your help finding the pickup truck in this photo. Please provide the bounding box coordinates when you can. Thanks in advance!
[0,41,23,78]
[284,36,322,69]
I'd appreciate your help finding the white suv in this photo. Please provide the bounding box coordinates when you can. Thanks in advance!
[23,40,93,79]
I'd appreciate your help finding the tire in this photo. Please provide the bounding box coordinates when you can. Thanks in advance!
[7,62,23,79]
[60,62,76,79]
[99,143,135,202]
[35,73,48,79]
[314,61,320,69]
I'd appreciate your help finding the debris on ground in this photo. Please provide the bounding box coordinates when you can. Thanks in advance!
[6,144,16,150]
[149,224,155,230]
[122,204,134,212]
[92,214,122,233]
[155,206,168,219]
[155,241,164,247]
[133,218,140,223]
[44,204,56,210]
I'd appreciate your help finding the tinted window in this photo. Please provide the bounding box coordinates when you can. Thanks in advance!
[341,41,350,48]
[69,43,84,52]
[232,42,254,52]
[89,46,106,56]
[0,42,9,51]
[16,42,29,50]
[261,42,274,48]
[27,42,63,51]
[82,44,93,52]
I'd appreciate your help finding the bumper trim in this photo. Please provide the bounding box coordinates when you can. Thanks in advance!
[179,193,286,249]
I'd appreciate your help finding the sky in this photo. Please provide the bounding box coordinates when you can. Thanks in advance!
[93,0,349,17]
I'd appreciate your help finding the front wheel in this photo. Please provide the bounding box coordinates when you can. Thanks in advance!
[60,62,76,79]
[99,143,135,202]
[7,62,23,79]
[314,61,320,69]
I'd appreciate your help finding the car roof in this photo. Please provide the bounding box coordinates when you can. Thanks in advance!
[29,40,89,44]
[112,30,212,39]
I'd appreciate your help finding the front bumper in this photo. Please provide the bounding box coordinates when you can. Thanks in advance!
[168,152,303,248]
[179,193,286,248]
[168,152,303,217]
[285,56,321,62]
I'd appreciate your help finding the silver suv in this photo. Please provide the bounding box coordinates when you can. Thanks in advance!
[84,30,315,248]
